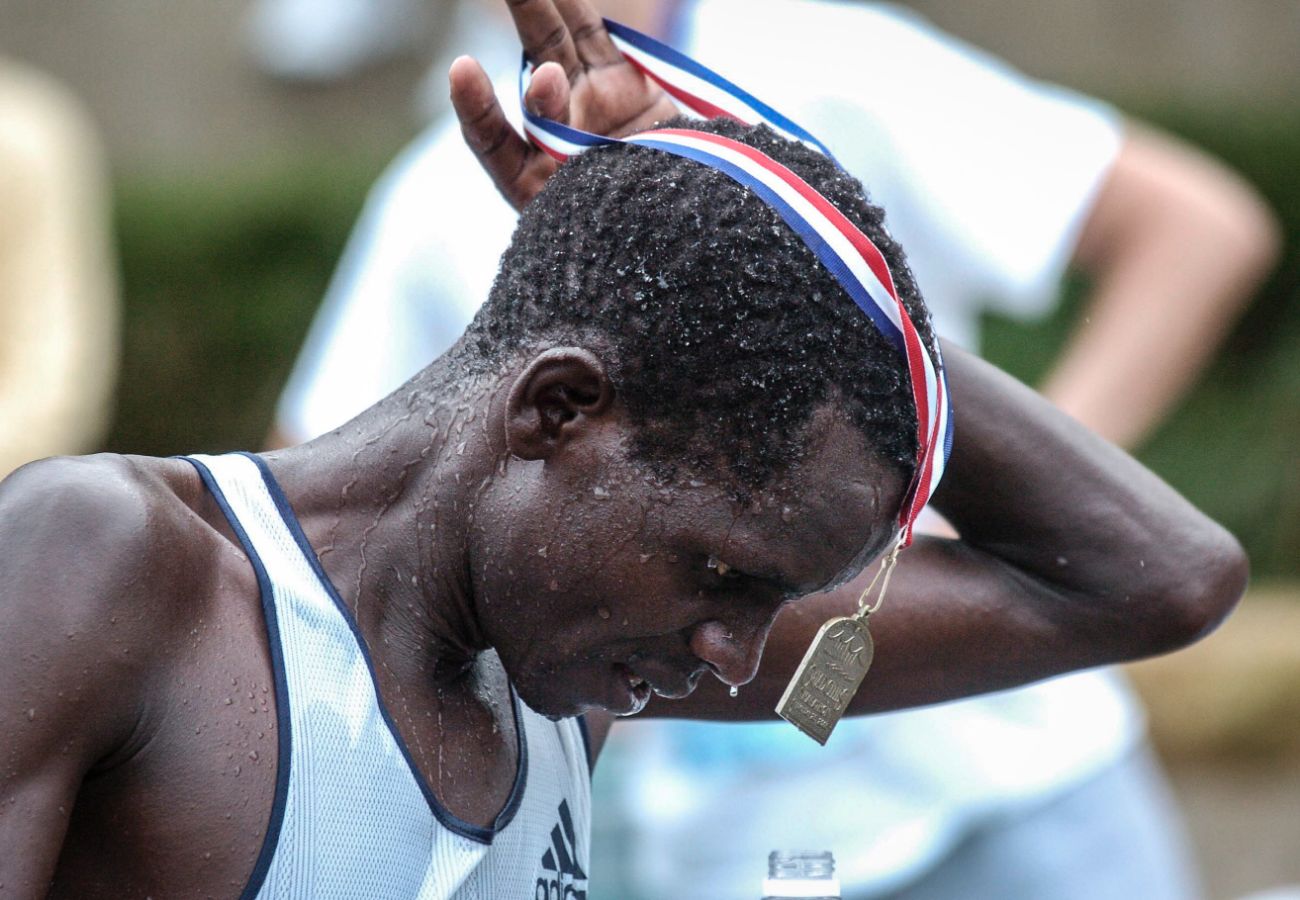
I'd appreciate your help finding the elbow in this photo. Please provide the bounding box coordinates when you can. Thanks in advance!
[1224,185,1282,286]
[1192,164,1282,293]
[1141,522,1249,655]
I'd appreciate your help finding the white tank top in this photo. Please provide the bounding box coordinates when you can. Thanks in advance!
[184,452,593,900]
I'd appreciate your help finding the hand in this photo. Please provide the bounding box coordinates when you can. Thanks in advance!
[449,0,680,211]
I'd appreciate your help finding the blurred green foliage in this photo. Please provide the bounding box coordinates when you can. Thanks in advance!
[107,107,1299,575]
[109,156,381,455]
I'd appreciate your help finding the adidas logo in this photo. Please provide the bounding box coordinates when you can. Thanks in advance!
[535,799,588,900]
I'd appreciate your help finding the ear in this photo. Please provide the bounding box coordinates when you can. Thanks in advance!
[505,348,615,460]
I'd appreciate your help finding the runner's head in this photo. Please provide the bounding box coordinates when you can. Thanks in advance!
[461,117,938,716]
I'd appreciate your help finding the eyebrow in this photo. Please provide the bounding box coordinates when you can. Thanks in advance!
[747,526,894,600]
[815,530,897,595]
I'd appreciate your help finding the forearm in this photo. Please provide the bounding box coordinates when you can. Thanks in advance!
[1042,127,1280,448]
[1042,253,1253,449]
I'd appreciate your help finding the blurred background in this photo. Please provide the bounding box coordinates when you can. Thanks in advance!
[0,1,1296,897]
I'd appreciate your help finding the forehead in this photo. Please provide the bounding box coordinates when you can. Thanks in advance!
[690,408,905,593]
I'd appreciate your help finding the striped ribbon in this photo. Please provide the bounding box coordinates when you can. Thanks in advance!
[517,20,953,544]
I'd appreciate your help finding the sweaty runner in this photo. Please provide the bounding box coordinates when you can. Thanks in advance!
[0,2,1245,896]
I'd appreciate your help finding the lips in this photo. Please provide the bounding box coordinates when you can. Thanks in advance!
[611,659,708,714]
[613,663,653,716]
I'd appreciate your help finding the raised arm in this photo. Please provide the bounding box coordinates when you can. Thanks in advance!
[450,0,1248,730]
[1043,124,1280,448]
[671,343,1247,720]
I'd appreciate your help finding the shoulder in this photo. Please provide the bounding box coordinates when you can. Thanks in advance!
[0,454,215,768]
[0,454,208,660]
[1,453,158,570]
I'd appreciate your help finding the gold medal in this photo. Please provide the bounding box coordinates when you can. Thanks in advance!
[776,616,874,744]
[776,539,901,744]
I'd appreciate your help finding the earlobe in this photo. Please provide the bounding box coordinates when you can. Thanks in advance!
[505,348,615,460]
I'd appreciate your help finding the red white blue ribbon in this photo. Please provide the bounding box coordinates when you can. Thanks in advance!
[518,21,952,545]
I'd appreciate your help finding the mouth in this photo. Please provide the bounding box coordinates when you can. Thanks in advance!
[612,663,653,716]
[610,660,707,715]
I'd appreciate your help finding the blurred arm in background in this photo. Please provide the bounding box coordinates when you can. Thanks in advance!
[0,60,119,478]
[1046,124,1280,448]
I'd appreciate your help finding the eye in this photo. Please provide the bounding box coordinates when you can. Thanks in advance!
[706,555,742,580]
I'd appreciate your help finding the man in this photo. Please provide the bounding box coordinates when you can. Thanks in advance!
[1,5,1246,896]
[276,1,1278,897]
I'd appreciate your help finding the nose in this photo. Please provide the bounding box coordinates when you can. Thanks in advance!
[689,619,767,687]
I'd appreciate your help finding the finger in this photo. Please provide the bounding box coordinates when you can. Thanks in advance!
[553,0,622,68]
[524,61,572,124]
[449,56,538,209]
[505,0,581,81]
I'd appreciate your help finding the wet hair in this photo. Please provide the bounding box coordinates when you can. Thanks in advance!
[464,116,937,492]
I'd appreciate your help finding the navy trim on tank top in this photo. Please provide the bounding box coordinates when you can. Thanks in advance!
[181,456,293,900]
[239,452,531,845]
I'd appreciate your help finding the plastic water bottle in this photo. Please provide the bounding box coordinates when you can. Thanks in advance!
[761,850,841,899]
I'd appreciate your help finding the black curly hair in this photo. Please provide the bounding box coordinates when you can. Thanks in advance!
[463,116,937,492]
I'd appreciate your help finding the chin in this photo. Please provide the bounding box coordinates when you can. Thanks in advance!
[509,675,585,721]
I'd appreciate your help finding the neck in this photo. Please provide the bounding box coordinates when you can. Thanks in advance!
[266,353,508,686]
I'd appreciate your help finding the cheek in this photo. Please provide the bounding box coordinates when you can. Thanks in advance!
[534,511,649,603]
[477,485,666,632]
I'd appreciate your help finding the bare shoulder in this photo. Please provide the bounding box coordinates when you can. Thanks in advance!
[0,453,205,618]
[1,453,152,546]
[0,454,215,719]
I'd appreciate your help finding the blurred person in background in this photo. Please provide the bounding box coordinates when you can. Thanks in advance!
[245,0,435,84]
[0,58,118,480]
[272,0,1280,897]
